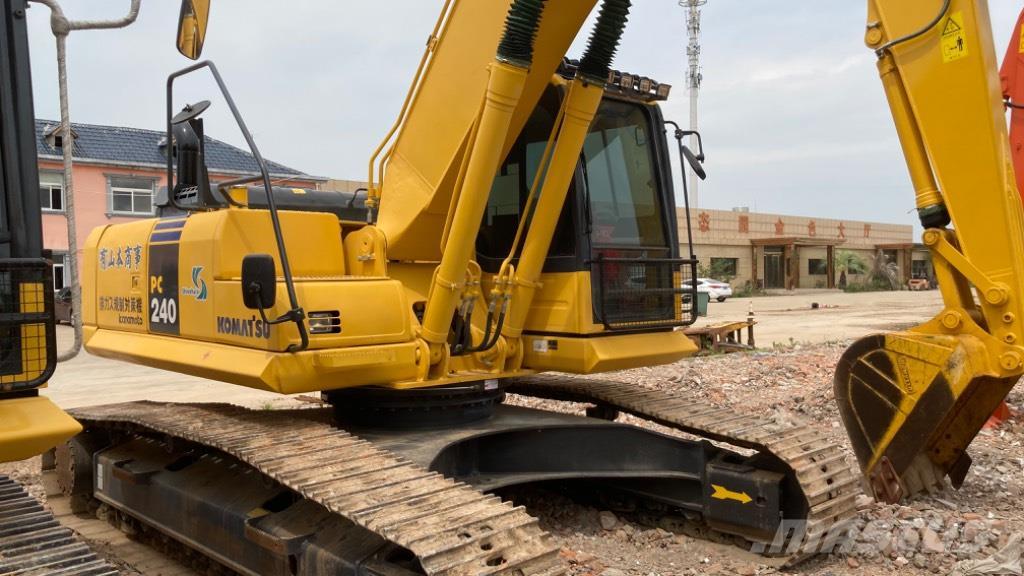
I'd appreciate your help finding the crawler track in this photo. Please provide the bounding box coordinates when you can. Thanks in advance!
[507,375,862,565]
[0,474,119,576]
[68,374,860,573]
[70,402,563,576]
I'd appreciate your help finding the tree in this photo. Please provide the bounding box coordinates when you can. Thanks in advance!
[834,250,867,289]
[698,259,736,283]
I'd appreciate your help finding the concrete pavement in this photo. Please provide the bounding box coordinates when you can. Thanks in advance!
[701,289,944,346]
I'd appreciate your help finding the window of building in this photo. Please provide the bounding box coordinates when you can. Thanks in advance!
[808,258,828,275]
[912,259,931,279]
[52,253,67,291]
[39,172,64,212]
[709,257,738,277]
[43,124,76,152]
[109,176,155,216]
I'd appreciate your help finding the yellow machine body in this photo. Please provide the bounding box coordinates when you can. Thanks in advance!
[83,201,695,394]
[80,0,700,398]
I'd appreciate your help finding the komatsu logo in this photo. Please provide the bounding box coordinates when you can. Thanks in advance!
[181,266,208,301]
[216,315,271,339]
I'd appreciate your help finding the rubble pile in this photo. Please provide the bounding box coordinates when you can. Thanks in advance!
[846,495,1015,573]
[507,342,1024,575]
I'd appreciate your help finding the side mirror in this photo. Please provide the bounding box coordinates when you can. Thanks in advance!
[682,146,706,181]
[242,254,276,310]
[177,0,211,60]
[678,129,705,162]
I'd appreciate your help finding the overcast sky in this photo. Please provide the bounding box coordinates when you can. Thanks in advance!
[24,1,1024,232]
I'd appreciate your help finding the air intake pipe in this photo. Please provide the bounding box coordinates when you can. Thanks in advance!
[497,0,546,68]
[578,0,631,84]
[420,0,548,352]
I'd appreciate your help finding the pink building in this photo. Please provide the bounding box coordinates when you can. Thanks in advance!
[35,120,325,291]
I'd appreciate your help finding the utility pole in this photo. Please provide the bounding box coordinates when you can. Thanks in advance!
[680,0,706,209]
[29,0,141,362]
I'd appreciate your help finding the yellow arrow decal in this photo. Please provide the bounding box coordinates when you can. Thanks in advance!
[711,484,752,504]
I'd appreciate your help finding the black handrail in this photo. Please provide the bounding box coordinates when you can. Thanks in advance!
[164,60,307,353]
[664,120,698,261]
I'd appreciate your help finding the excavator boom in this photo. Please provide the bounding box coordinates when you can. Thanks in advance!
[375,1,597,263]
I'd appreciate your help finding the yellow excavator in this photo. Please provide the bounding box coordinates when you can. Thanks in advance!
[2,0,1022,573]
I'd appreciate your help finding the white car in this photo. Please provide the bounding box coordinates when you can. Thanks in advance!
[684,278,734,302]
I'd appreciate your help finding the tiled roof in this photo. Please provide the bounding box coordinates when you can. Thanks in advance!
[35,119,320,180]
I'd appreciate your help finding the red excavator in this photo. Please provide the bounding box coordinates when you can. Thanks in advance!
[988,6,1024,429]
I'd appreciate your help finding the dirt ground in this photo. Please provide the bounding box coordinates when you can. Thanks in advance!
[702,289,944,347]
[505,343,1024,576]
[9,288,1021,576]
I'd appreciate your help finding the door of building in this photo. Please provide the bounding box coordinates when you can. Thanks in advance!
[764,248,784,289]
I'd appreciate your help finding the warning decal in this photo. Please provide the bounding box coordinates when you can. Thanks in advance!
[1019,21,1024,53]
[941,11,968,64]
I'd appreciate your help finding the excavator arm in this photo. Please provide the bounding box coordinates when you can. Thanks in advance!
[836,0,1024,503]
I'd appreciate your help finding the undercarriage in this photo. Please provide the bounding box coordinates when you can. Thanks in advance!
[0,474,118,575]
[36,376,861,576]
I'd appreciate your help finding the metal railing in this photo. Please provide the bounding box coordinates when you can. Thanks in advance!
[0,259,57,391]
[592,256,699,331]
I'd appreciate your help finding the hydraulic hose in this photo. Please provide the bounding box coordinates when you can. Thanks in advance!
[421,0,547,348]
[578,0,631,83]
[874,0,951,56]
[497,0,547,67]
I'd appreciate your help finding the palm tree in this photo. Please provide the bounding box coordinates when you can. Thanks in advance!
[834,250,867,289]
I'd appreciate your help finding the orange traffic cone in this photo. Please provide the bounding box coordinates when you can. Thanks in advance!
[984,402,1013,430]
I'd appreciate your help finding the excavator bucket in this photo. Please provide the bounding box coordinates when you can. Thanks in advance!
[835,331,1017,504]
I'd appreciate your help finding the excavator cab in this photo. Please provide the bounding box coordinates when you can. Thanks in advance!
[477,68,699,351]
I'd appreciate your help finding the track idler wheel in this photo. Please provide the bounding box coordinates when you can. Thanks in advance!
[834,332,1017,503]
[55,432,109,513]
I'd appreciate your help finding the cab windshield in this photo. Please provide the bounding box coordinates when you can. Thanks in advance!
[583,100,667,251]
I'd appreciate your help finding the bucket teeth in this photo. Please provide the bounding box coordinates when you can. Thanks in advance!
[834,332,1018,504]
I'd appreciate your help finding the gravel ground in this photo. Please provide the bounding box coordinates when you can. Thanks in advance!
[4,340,1021,576]
[503,342,1024,576]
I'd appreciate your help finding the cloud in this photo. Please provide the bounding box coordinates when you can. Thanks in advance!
[746,54,872,84]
